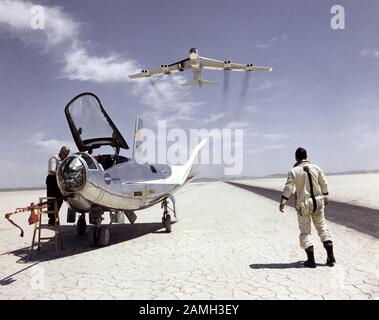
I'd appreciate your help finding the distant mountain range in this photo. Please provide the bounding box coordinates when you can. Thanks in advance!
[325,169,379,176]
[0,186,46,192]
[192,169,379,182]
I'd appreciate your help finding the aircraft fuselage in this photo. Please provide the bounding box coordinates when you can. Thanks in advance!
[57,152,180,213]
[189,48,202,85]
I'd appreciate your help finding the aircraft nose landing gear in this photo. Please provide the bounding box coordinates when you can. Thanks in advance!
[90,225,109,247]
[162,212,171,233]
[89,209,110,247]
[76,213,87,235]
[161,195,176,233]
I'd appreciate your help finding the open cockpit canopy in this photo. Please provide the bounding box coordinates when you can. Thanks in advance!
[65,93,129,152]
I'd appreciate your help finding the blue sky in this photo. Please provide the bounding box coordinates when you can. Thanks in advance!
[0,0,379,187]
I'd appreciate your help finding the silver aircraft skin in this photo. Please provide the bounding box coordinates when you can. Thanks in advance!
[128,48,273,87]
[57,92,206,246]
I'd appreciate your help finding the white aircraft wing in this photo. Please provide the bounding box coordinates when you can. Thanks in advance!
[168,58,191,70]
[200,56,272,72]
[128,58,191,79]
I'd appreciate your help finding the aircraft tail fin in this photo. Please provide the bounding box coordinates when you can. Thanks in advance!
[177,139,207,185]
[181,79,218,87]
[132,117,143,159]
[141,139,207,186]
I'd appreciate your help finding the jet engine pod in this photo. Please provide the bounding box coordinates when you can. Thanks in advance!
[224,61,231,70]
[246,64,254,71]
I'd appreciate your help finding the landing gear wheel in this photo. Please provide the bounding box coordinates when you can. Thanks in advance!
[89,227,99,247]
[99,227,110,247]
[76,214,87,235]
[162,214,171,233]
[89,226,110,247]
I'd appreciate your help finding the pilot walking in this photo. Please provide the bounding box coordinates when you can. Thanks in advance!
[46,146,70,225]
[279,147,336,268]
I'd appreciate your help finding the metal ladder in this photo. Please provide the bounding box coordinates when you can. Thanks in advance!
[30,197,62,259]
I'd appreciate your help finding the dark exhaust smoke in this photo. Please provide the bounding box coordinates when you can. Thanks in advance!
[238,72,251,108]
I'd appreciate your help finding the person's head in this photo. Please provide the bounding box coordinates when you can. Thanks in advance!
[59,146,70,160]
[295,147,307,162]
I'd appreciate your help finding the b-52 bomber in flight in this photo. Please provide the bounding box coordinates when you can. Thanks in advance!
[128,48,273,87]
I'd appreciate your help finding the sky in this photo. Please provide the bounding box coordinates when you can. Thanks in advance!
[0,0,379,188]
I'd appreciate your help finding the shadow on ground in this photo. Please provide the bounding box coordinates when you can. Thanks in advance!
[4,221,174,264]
[226,182,379,239]
[0,262,40,286]
[249,261,304,269]
[249,261,327,269]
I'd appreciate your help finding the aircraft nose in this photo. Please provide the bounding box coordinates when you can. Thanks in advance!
[57,156,87,193]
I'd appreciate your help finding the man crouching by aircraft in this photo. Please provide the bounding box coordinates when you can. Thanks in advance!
[279,147,336,268]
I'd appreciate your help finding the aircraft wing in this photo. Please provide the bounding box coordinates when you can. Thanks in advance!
[128,58,191,79]
[200,56,272,72]
[168,58,191,69]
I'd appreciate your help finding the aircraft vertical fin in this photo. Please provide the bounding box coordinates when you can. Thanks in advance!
[133,117,144,159]
[178,139,207,184]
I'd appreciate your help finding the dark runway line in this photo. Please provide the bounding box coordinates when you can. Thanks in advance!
[226,181,379,239]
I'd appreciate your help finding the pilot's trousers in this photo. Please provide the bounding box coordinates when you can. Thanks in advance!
[46,175,63,222]
[297,208,332,249]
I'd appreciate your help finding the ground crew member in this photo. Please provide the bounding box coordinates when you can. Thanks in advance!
[46,146,70,225]
[279,147,336,268]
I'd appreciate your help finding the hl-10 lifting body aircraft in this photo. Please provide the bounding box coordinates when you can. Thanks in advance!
[128,48,273,87]
[57,92,206,247]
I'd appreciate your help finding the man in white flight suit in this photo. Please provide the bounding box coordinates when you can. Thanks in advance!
[279,147,336,268]
[46,146,70,225]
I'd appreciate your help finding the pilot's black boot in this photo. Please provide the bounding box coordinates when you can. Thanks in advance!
[304,246,317,268]
[323,240,336,267]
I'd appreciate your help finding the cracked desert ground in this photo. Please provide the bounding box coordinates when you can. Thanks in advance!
[0,174,378,300]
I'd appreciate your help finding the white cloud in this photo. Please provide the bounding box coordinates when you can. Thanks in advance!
[242,129,288,156]
[0,1,33,30]
[0,0,79,46]
[254,43,271,49]
[242,104,259,114]
[0,0,202,124]
[63,46,138,82]
[35,138,73,153]
[133,75,204,123]
[360,49,379,59]
[61,46,200,124]
[355,132,379,148]
[201,112,227,125]
[225,121,250,129]
[349,99,370,106]
[272,34,288,43]
[254,34,288,49]
[350,126,379,149]
[247,144,285,155]
[330,123,379,151]
[262,133,289,140]
[32,133,75,154]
